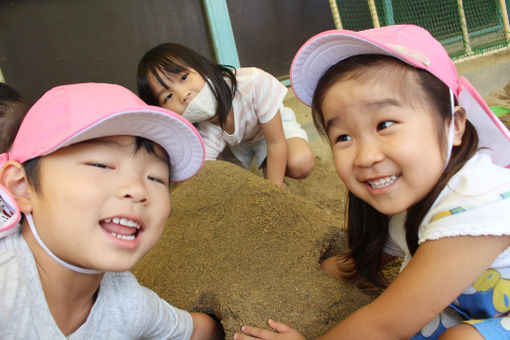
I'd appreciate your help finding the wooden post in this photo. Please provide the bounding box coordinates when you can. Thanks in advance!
[457,0,473,54]
[328,0,343,29]
[499,0,510,44]
[368,0,381,28]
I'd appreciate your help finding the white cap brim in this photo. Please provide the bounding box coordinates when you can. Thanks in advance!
[57,109,205,182]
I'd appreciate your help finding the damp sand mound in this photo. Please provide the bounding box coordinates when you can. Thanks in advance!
[485,81,510,109]
[485,81,510,129]
[132,160,373,339]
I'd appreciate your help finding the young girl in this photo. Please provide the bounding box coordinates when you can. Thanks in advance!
[236,25,510,339]
[137,43,314,189]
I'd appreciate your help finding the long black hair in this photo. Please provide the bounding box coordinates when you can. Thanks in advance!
[312,55,478,287]
[137,43,237,129]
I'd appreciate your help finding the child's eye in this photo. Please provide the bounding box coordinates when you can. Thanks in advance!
[335,134,352,143]
[148,175,168,185]
[163,93,173,103]
[87,162,112,169]
[181,72,188,81]
[377,121,395,131]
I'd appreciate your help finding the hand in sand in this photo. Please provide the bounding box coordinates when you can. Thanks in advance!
[279,182,290,192]
[234,320,306,340]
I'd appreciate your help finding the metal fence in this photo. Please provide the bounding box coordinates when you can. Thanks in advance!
[329,0,510,63]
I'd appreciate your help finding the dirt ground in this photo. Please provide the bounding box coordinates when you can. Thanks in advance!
[132,54,510,339]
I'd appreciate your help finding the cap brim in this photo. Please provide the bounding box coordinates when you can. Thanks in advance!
[56,108,205,182]
[290,30,398,107]
[458,77,510,168]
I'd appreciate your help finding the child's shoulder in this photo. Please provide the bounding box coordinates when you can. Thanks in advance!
[0,229,25,261]
[235,67,275,82]
[418,152,510,245]
[449,152,510,195]
[101,270,142,294]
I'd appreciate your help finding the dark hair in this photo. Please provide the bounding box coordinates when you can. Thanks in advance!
[0,83,28,152]
[312,55,478,287]
[23,137,170,193]
[137,43,237,129]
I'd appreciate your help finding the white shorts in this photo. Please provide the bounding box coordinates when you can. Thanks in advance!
[227,106,308,169]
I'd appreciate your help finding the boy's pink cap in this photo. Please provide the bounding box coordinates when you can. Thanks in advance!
[0,82,205,235]
[291,24,510,169]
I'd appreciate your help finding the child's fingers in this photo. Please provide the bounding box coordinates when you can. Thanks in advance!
[237,325,276,339]
[233,321,304,340]
[267,320,305,340]
[267,319,292,333]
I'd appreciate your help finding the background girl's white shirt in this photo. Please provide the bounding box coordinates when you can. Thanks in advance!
[196,67,288,160]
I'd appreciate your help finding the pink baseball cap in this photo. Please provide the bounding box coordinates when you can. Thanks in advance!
[291,24,510,169]
[0,82,205,235]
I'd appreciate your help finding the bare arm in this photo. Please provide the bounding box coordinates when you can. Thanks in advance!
[317,235,510,339]
[190,312,224,340]
[236,235,510,340]
[261,110,288,188]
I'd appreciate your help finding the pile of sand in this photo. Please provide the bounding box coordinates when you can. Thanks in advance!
[485,81,510,109]
[132,160,374,339]
[486,81,510,128]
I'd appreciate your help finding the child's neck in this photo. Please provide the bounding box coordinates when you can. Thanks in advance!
[21,223,104,336]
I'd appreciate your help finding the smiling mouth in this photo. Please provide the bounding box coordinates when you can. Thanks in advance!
[367,175,399,189]
[101,217,141,241]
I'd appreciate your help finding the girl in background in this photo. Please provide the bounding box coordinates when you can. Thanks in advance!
[137,43,314,190]
[236,24,510,339]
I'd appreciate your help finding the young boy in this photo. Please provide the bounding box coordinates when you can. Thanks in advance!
[0,82,223,339]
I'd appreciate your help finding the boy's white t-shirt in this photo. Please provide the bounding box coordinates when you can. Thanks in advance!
[197,67,288,160]
[0,232,193,340]
[385,153,510,270]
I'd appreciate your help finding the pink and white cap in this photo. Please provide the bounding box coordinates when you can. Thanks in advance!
[291,24,510,168]
[0,82,205,237]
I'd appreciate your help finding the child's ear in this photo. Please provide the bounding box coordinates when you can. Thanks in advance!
[0,161,33,213]
[452,106,467,146]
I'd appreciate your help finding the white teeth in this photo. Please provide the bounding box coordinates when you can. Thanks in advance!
[110,232,136,241]
[368,175,398,189]
[104,217,141,229]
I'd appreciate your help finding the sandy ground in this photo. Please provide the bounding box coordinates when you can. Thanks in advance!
[132,53,510,339]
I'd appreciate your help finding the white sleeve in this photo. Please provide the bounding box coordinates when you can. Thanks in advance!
[418,154,510,268]
[251,68,288,124]
[419,155,510,243]
[138,286,194,340]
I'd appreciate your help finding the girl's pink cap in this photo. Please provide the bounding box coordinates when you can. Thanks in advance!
[0,82,205,235]
[291,24,510,169]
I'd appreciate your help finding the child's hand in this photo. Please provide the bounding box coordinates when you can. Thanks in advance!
[234,320,306,340]
[279,182,290,192]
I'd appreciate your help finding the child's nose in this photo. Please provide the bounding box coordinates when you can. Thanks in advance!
[354,140,384,167]
[178,89,191,104]
[117,181,149,204]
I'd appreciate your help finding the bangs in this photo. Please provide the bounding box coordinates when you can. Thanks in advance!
[151,58,189,89]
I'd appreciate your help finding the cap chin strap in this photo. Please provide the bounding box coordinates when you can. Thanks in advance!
[445,88,456,166]
[26,213,103,275]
